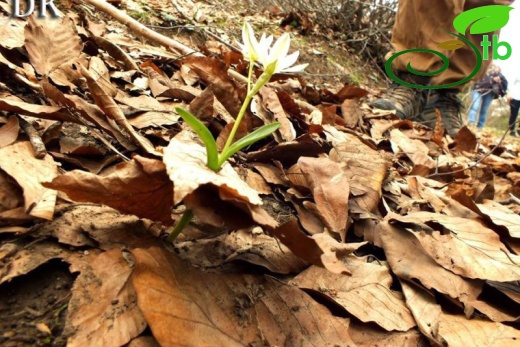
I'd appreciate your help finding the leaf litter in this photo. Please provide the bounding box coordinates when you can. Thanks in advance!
[0,0,519,345]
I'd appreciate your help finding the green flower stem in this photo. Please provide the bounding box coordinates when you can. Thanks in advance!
[247,58,255,94]
[220,66,275,156]
[167,209,194,242]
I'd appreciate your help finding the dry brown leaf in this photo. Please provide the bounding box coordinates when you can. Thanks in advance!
[259,87,296,141]
[164,131,260,206]
[79,64,159,156]
[0,97,76,123]
[402,281,520,345]
[131,246,357,347]
[35,204,157,250]
[452,126,477,153]
[400,281,443,345]
[182,56,243,118]
[477,200,520,239]
[298,157,350,239]
[91,35,139,71]
[0,116,20,148]
[0,142,58,220]
[44,156,174,225]
[348,319,428,347]
[325,125,387,213]
[268,217,354,275]
[389,212,520,281]
[379,219,483,300]
[0,168,24,225]
[41,79,136,150]
[292,259,416,332]
[390,129,435,170]
[340,98,364,128]
[66,249,147,347]
[176,229,308,273]
[126,336,161,347]
[0,16,25,49]
[252,163,288,186]
[0,241,78,285]
[24,15,83,76]
[336,84,369,100]
[379,219,520,322]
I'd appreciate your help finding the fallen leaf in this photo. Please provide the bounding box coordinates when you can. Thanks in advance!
[0,142,58,220]
[389,212,520,281]
[298,157,350,239]
[24,15,83,76]
[66,249,147,347]
[131,246,357,347]
[268,217,355,275]
[390,129,435,170]
[292,259,416,331]
[0,116,19,148]
[476,200,520,239]
[44,156,174,225]
[325,125,387,213]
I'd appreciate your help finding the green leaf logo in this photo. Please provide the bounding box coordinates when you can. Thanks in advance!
[453,5,513,35]
[437,39,465,50]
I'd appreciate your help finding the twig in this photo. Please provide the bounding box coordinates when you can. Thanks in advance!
[17,116,47,159]
[82,0,202,57]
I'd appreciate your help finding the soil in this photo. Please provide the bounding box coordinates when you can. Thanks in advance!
[0,261,75,347]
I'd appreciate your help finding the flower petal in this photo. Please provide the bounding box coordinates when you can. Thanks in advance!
[281,63,309,73]
[241,22,259,61]
[268,33,291,67]
[278,50,300,71]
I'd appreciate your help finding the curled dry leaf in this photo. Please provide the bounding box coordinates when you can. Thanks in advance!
[0,116,20,148]
[379,219,519,323]
[325,125,387,214]
[44,156,174,225]
[297,157,350,239]
[175,229,308,274]
[390,129,436,170]
[131,246,357,347]
[182,56,243,118]
[79,64,160,156]
[35,205,157,250]
[66,249,147,347]
[0,241,78,285]
[292,258,416,332]
[259,87,296,142]
[268,217,356,275]
[0,141,58,220]
[389,212,520,282]
[0,97,77,123]
[401,281,520,346]
[476,199,520,239]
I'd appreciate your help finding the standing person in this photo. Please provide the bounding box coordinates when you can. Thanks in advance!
[467,64,508,130]
[507,74,520,136]
[370,0,515,137]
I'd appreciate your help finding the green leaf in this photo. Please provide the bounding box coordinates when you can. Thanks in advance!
[175,107,219,171]
[453,5,512,35]
[218,122,280,167]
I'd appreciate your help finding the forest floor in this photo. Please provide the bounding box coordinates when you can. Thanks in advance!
[1,0,520,346]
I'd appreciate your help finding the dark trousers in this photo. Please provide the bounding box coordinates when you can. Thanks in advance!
[510,99,520,133]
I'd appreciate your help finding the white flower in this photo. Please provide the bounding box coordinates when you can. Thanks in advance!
[238,22,308,74]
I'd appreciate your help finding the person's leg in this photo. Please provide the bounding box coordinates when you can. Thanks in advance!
[467,90,483,126]
[391,0,512,86]
[476,93,494,129]
[509,99,520,135]
[376,0,514,136]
